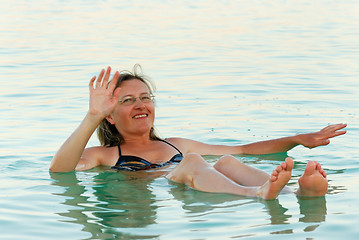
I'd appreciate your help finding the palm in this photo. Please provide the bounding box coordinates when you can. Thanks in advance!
[300,124,347,148]
[88,67,120,119]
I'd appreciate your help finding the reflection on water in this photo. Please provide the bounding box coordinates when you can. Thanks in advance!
[51,170,160,239]
[50,166,328,239]
[298,197,327,232]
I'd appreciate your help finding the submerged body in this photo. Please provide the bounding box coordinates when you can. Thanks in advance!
[50,66,346,199]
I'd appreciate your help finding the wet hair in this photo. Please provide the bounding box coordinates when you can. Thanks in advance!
[97,64,161,147]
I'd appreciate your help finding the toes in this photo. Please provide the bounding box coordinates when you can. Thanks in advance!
[319,168,327,178]
[275,164,283,173]
[302,161,327,178]
[284,157,294,170]
[316,162,327,177]
[304,161,316,175]
[274,159,293,175]
[315,161,321,170]
[270,175,277,182]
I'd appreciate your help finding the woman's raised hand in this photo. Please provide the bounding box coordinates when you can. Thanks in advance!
[296,123,347,149]
[88,66,120,120]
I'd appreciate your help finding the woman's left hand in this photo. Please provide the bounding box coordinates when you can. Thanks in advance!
[296,123,347,149]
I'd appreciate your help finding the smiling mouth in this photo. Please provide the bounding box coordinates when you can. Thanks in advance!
[133,114,148,119]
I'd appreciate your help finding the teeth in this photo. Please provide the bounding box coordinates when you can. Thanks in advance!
[134,114,147,119]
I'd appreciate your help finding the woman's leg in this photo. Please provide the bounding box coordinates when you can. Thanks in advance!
[214,155,293,193]
[212,155,328,197]
[165,153,293,199]
[214,155,270,186]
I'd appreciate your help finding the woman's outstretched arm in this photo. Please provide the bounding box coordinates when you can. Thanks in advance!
[168,123,347,155]
[50,67,120,172]
[239,123,347,155]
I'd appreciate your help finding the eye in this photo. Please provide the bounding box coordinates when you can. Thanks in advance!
[121,97,134,104]
[140,95,151,101]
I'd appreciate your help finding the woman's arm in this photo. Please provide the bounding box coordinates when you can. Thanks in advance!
[240,123,347,154]
[50,113,103,172]
[50,67,120,172]
[169,123,347,156]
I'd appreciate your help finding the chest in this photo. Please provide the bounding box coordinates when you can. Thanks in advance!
[118,141,180,164]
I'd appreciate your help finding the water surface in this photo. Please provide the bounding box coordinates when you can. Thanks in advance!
[1,0,359,239]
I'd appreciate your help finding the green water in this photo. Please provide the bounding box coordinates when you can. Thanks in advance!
[1,0,359,239]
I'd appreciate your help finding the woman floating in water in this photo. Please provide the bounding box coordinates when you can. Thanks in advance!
[50,65,347,199]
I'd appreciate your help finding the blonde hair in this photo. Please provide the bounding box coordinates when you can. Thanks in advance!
[97,64,161,146]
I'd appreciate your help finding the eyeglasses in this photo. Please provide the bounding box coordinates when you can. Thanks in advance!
[118,93,155,106]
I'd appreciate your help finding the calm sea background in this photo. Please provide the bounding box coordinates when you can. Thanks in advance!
[1,0,358,239]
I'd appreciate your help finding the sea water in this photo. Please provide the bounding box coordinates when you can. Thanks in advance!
[1,0,359,239]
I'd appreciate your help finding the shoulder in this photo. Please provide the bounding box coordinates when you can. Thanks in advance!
[165,137,195,145]
[165,137,243,155]
[82,145,118,166]
[165,137,205,154]
[164,137,189,153]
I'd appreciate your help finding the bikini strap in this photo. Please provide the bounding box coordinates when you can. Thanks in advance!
[117,139,182,157]
[117,145,122,157]
[159,139,183,156]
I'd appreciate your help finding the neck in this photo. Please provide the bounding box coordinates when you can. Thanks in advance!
[122,133,153,145]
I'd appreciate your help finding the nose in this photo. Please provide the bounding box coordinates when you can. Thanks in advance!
[133,97,145,108]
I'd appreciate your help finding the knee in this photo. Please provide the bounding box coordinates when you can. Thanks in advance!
[181,153,208,168]
[166,153,209,185]
[214,155,242,171]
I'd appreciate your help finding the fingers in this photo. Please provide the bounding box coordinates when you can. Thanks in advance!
[317,128,346,146]
[325,126,347,138]
[330,123,347,131]
[90,67,115,89]
[112,86,121,102]
[330,130,347,138]
[102,66,112,87]
[108,70,120,92]
[322,123,347,132]
[320,123,347,139]
[96,69,106,88]
[319,139,330,146]
[89,76,97,90]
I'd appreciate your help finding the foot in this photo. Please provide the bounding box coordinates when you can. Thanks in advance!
[296,161,328,197]
[256,157,294,200]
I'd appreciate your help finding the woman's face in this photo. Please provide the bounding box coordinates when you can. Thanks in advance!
[106,79,155,139]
